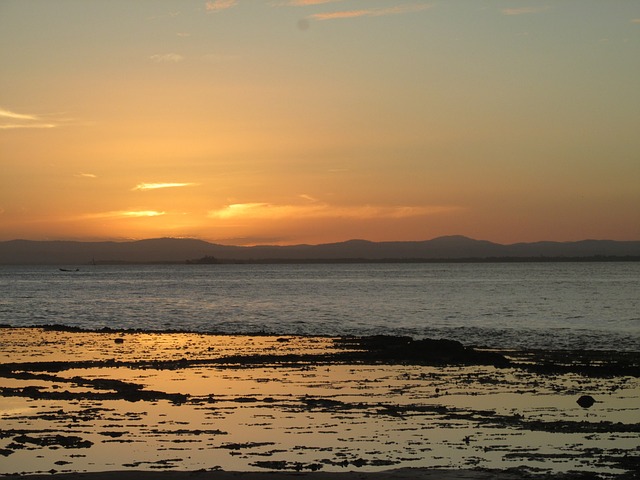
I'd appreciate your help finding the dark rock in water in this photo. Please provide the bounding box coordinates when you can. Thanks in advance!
[577,395,596,408]
[12,434,93,449]
[114,338,124,344]
[336,335,510,367]
[99,431,124,438]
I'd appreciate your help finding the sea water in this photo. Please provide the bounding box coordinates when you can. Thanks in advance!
[0,262,638,351]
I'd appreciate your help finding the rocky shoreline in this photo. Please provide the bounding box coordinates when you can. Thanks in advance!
[1,327,638,478]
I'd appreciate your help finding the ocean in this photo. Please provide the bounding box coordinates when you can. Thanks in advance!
[1,262,638,351]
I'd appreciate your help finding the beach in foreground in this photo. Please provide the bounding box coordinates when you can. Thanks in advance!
[1,327,638,479]
[7,466,624,480]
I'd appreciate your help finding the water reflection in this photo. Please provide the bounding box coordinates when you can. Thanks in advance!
[1,329,638,475]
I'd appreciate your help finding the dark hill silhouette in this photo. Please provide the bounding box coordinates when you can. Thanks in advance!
[0,236,639,264]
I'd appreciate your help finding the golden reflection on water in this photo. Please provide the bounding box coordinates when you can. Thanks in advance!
[0,328,338,363]
[1,328,639,475]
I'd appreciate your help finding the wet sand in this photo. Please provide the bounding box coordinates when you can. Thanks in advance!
[1,327,639,479]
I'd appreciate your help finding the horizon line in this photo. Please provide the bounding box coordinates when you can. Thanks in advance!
[1,235,639,248]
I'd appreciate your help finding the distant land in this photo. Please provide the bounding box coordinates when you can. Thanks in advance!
[0,236,639,265]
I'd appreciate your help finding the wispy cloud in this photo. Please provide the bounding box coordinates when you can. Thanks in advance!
[0,108,37,121]
[205,0,238,12]
[308,3,432,21]
[149,53,184,63]
[0,123,56,130]
[133,182,197,191]
[208,201,458,220]
[75,173,97,179]
[121,211,165,218]
[298,194,318,202]
[82,210,166,220]
[502,6,551,16]
[0,107,57,130]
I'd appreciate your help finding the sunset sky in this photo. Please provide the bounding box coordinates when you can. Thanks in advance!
[1,0,639,245]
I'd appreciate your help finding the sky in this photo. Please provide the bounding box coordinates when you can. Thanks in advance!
[1,0,639,246]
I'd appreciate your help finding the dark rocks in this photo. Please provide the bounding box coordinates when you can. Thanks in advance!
[577,395,596,408]
[251,460,323,471]
[510,350,640,377]
[98,431,125,438]
[220,442,275,450]
[12,434,93,449]
[336,335,511,367]
[232,396,258,403]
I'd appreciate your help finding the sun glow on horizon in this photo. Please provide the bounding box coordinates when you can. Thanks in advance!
[0,0,638,244]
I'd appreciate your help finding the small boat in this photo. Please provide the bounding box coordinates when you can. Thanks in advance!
[59,268,80,272]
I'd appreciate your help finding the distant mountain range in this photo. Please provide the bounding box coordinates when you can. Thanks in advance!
[0,236,639,265]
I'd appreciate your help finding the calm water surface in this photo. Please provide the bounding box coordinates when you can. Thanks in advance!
[1,263,638,351]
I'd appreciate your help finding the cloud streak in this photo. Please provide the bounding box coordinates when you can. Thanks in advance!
[205,0,238,12]
[502,6,551,16]
[0,108,37,121]
[308,3,432,21]
[0,107,57,130]
[149,53,184,63]
[0,106,83,130]
[82,210,166,219]
[133,182,197,191]
[0,123,56,130]
[208,201,458,220]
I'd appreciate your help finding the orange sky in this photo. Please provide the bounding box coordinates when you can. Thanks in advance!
[1,1,639,245]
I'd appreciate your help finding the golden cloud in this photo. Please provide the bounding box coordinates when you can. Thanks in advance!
[149,53,184,63]
[81,210,166,219]
[0,107,56,129]
[0,108,38,120]
[205,0,237,12]
[132,182,197,191]
[208,202,459,220]
[0,106,82,130]
[502,6,551,16]
[308,3,432,21]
